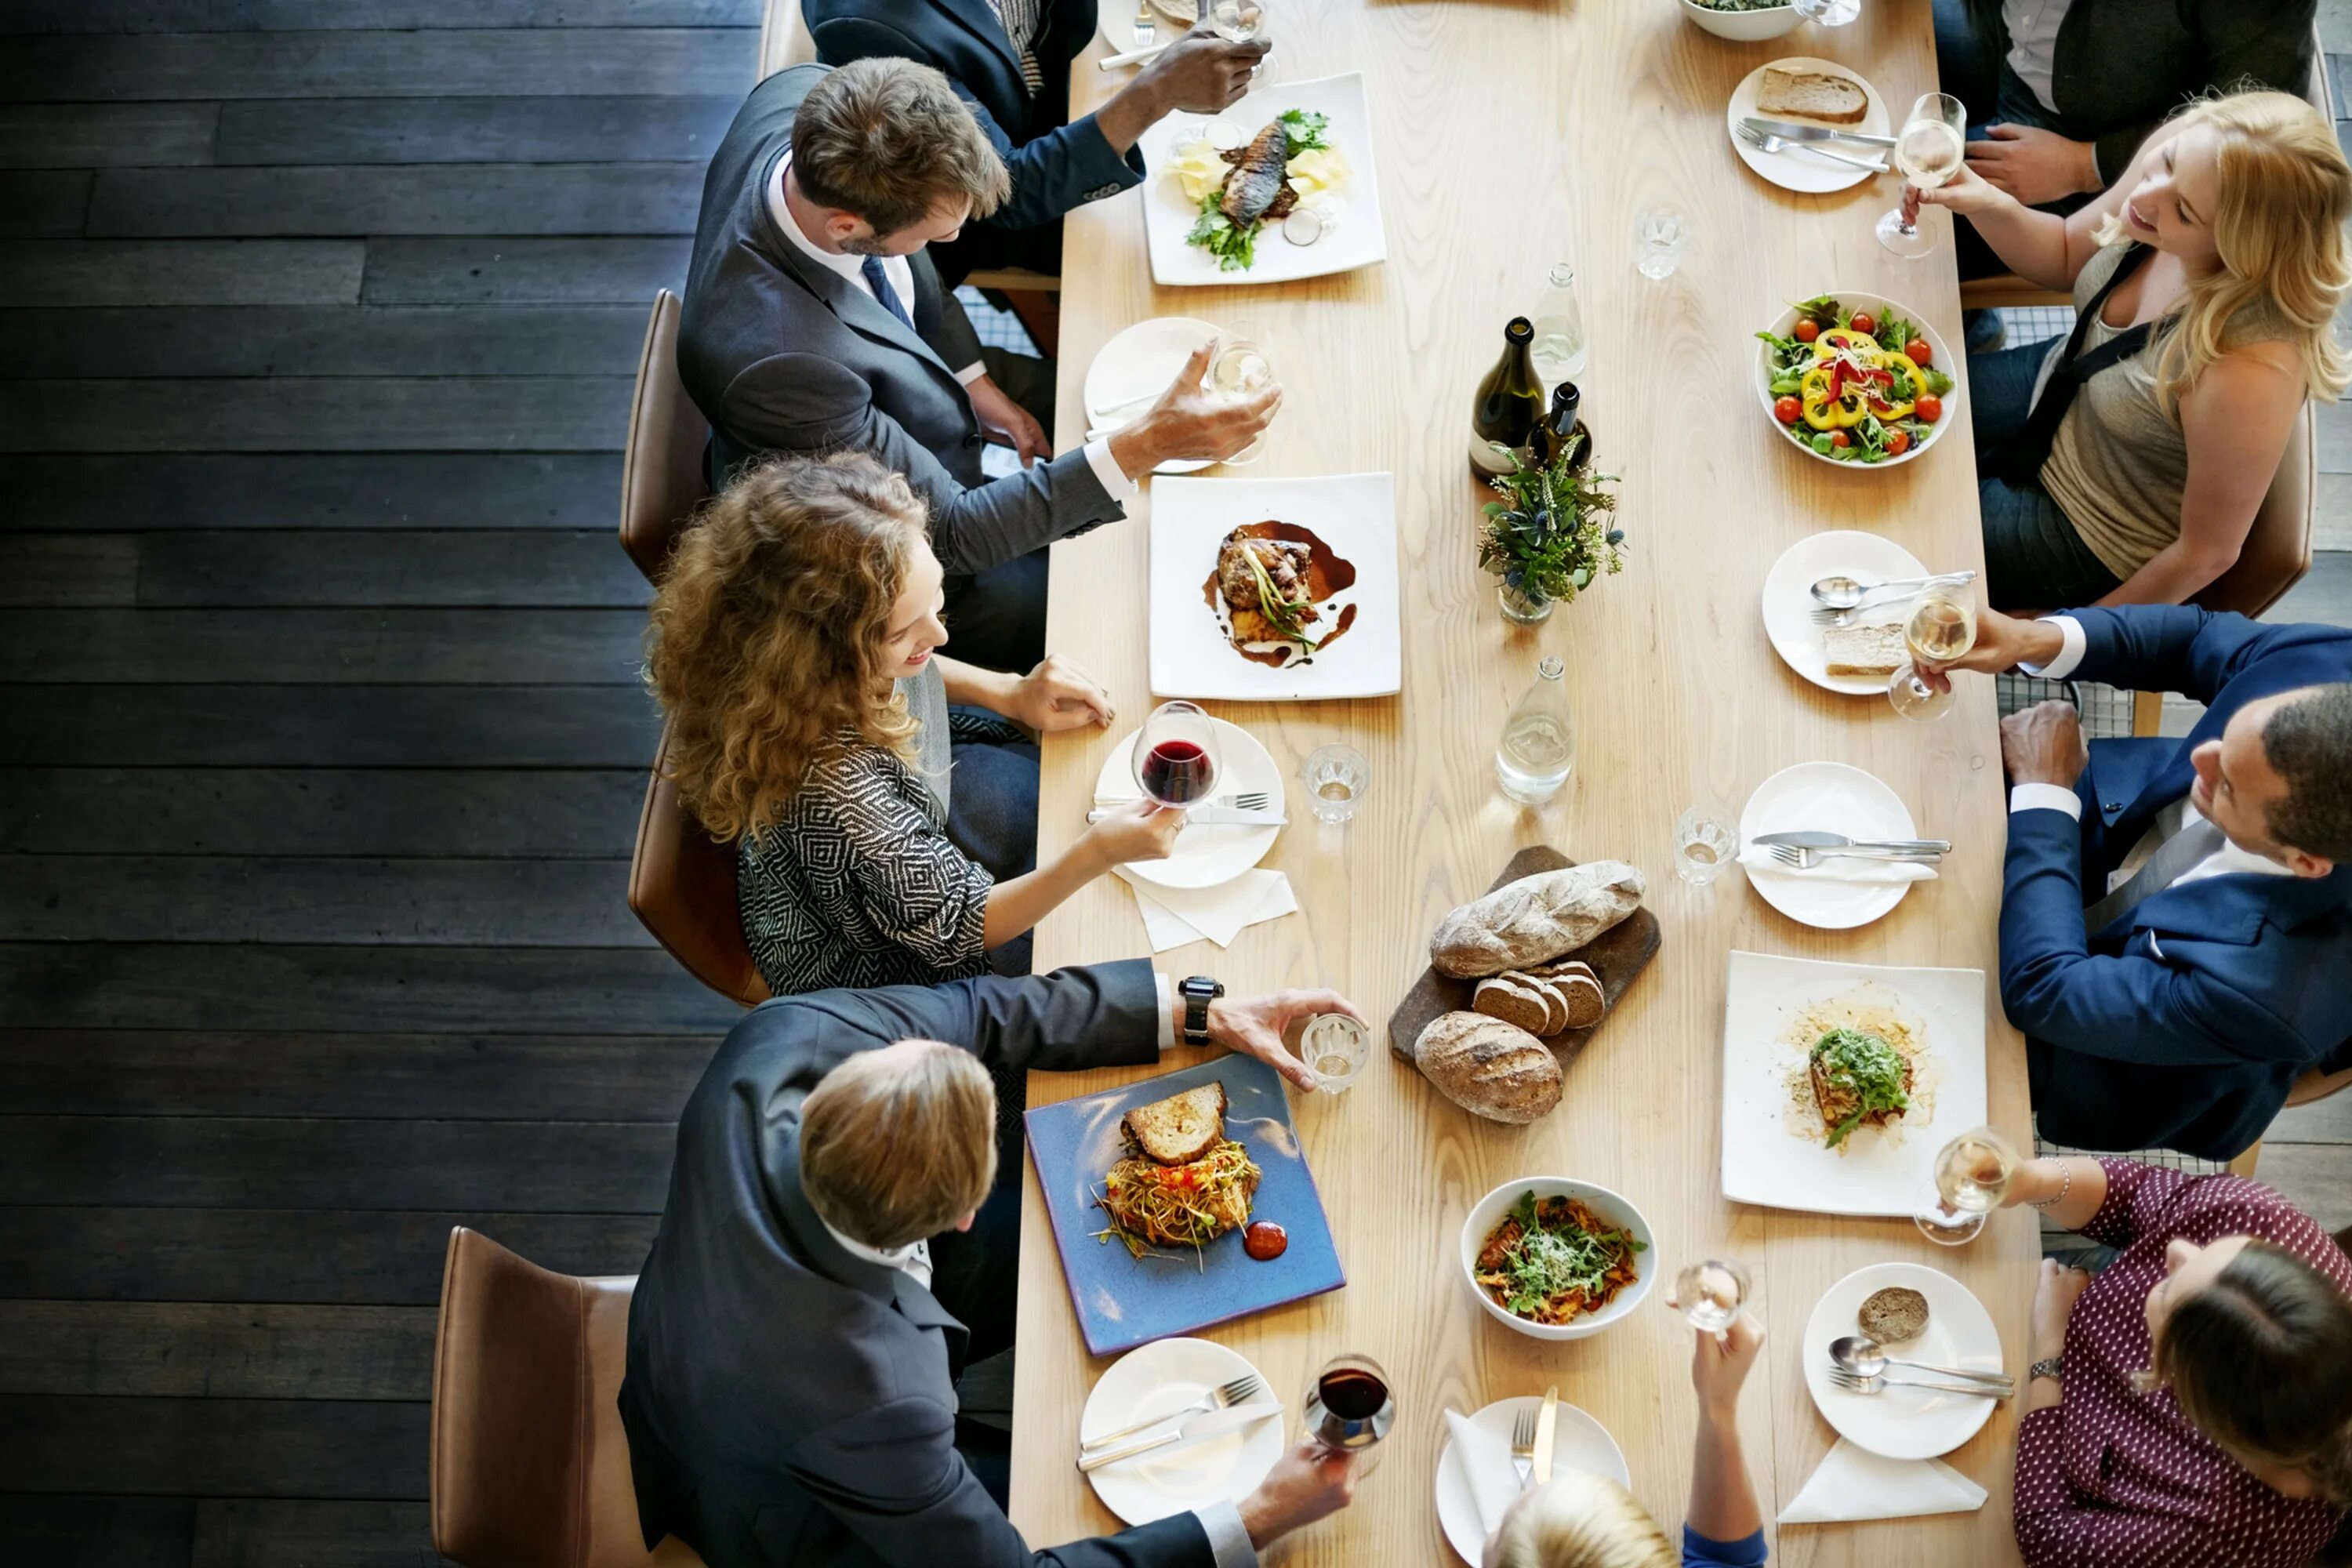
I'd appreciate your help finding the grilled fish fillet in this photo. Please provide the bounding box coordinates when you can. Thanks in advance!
[1218,122,1297,226]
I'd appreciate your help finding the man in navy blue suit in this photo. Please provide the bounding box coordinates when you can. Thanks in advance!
[803,0,1267,282]
[1925,604,2352,1160]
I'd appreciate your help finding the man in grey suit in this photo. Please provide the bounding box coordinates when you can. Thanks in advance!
[618,962,1361,1567]
[680,59,1276,672]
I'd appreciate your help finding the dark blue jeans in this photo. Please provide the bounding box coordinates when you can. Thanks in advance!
[1969,339,2123,611]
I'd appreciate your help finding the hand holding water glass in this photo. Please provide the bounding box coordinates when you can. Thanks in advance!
[1671,1258,1751,1335]
[1879,93,1967,258]
[1209,321,1275,464]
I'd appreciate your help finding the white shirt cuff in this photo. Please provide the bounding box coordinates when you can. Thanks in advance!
[1154,972,1178,1051]
[2017,615,2085,680]
[1083,434,1141,503]
[1194,1499,1260,1568]
[954,361,987,387]
[2010,782,2084,820]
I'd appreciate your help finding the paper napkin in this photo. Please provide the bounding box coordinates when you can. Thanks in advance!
[1441,1408,1520,1539]
[1777,1438,1987,1523]
[1115,867,1296,950]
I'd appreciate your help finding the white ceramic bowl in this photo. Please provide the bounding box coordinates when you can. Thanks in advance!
[1752,290,1960,471]
[1679,0,1804,42]
[1459,1178,1657,1341]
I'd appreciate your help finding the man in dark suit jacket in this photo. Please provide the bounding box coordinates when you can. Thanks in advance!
[1927,604,2352,1158]
[680,59,1276,671]
[1933,0,2314,281]
[618,962,1359,1568]
[802,1,1266,281]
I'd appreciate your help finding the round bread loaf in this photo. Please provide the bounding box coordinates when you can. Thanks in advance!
[1430,860,1645,978]
[1412,1011,1562,1123]
[1857,1286,1931,1343]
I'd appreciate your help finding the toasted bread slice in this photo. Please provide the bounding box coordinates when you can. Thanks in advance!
[1857,1286,1931,1343]
[1823,620,1907,677]
[1759,67,1869,125]
[1123,1082,1229,1166]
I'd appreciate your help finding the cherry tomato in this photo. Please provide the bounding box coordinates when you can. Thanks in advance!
[1773,394,1802,425]
[1849,311,1877,337]
[1886,431,1911,456]
[1915,394,1944,423]
[1793,318,1820,343]
[1828,430,1851,449]
[1904,338,1933,366]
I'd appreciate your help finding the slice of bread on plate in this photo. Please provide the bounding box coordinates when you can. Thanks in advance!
[1123,1082,1228,1166]
[1823,619,1907,677]
[1759,67,1869,126]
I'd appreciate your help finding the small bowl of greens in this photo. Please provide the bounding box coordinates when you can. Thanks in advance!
[1755,291,1959,470]
[1679,0,1802,42]
[1460,1178,1655,1341]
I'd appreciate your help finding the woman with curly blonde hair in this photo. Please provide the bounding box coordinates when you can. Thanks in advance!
[1913,87,2352,608]
[644,452,1178,996]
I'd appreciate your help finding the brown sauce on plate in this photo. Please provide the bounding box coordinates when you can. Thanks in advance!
[1200,521,1359,668]
[1243,1221,1289,1261]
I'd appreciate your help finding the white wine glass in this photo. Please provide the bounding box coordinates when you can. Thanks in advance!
[1887,579,1977,722]
[1879,93,1966,258]
[1792,0,1861,25]
[1673,1258,1751,1338]
[1915,1126,2019,1246]
[1208,320,1272,464]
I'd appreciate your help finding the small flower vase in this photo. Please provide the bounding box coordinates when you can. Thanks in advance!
[1497,580,1553,626]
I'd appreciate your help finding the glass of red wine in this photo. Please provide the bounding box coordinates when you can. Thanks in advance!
[1131,700,1222,810]
[1302,1352,1392,1477]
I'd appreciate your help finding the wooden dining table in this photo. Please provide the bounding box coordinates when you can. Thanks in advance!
[1011,3,2037,1563]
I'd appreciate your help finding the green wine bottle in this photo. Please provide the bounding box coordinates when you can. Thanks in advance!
[1469,317,1543,477]
[1526,380,1592,471]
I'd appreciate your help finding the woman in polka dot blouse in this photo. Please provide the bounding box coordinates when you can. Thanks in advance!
[1994,1155,2352,1566]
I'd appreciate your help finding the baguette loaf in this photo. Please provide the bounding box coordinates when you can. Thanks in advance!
[1430,860,1644,978]
[1412,1011,1563,1123]
[1758,67,1869,125]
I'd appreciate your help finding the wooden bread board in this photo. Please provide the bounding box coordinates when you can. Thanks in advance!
[1387,845,1661,1069]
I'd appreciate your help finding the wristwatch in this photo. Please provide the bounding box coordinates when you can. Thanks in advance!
[2029,1356,2064,1385]
[1178,975,1225,1046]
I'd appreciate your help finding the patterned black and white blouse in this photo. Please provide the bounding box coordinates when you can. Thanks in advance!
[737,666,994,996]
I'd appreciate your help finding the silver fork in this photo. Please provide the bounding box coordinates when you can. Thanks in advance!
[1766,843,1944,871]
[1093,791,1270,811]
[1080,1372,1268,1453]
[1737,123,1888,174]
[1509,1406,1537,1490]
[1132,0,1156,45]
[1829,1368,2006,1399]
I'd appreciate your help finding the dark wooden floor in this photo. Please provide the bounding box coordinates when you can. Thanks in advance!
[0,5,754,1563]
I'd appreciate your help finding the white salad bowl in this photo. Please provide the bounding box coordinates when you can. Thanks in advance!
[1753,290,1961,471]
[1459,1178,1657,1342]
[1679,0,1804,42]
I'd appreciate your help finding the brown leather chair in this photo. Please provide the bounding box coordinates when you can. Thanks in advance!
[2192,401,2313,617]
[628,719,771,1009]
[430,1228,706,1568]
[619,289,711,583]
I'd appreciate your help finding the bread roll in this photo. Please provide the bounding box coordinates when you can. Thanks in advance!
[1430,861,1644,978]
[1412,1011,1562,1123]
[1474,977,1553,1035]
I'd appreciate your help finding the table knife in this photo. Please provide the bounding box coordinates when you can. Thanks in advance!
[1751,830,1951,854]
[1085,806,1287,827]
[1076,1402,1283,1472]
[1740,115,1897,149]
[1530,1386,1559,1486]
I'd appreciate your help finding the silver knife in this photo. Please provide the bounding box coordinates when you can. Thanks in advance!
[1742,115,1898,149]
[1753,830,1951,854]
[1085,806,1287,827]
[1076,1402,1283,1472]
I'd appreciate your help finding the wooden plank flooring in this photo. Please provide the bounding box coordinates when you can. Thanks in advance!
[0,7,749,1561]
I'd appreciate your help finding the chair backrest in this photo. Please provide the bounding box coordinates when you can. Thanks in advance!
[2191,400,2313,619]
[628,719,771,1009]
[758,0,818,78]
[430,1229,702,1568]
[619,290,711,583]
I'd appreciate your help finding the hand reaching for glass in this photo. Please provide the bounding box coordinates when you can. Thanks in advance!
[1107,340,1283,478]
[1911,605,2067,692]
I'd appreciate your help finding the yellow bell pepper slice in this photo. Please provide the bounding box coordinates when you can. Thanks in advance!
[1799,365,1868,430]
[1820,327,1880,354]
[1860,353,1916,422]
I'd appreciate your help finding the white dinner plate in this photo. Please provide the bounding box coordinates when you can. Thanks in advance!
[1802,1262,2005,1460]
[1760,531,1930,697]
[1149,471,1401,702]
[1726,56,1891,194]
[1093,715,1281,890]
[1134,71,1388,286]
[1083,315,1221,476]
[1081,1337,1287,1526]
[1434,1396,1631,1565]
[1719,948,1989,1217]
[1739,760,1921,929]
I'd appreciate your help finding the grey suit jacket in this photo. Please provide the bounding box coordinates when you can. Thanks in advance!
[678,64,1124,575]
[618,961,1223,1568]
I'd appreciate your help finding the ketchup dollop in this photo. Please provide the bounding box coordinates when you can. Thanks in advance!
[1243,1221,1289,1261]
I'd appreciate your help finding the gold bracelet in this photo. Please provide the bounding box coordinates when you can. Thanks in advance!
[2025,1161,2072,1210]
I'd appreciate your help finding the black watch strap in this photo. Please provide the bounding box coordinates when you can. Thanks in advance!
[1178,975,1224,1045]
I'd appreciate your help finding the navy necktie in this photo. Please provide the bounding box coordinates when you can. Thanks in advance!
[858,255,916,332]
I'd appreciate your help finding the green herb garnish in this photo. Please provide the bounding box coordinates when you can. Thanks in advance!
[1278,108,1330,154]
[1185,188,1257,271]
[1811,1028,1911,1147]
[1240,541,1317,650]
[1498,1191,1646,1319]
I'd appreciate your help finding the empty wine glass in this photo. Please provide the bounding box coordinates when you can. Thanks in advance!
[1888,579,1978,722]
[1880,93,1967,258]
[1131,701,1221,808]
[1915,1126,2019,1246]
[1208,321,1273,464]
[1793,0,1861,25]
[1673,1258,1751,1336]
[1303,1352,1392,1476]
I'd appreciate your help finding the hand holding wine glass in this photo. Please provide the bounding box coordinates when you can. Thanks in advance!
[1915,1125,2019,1246]
[1878,93,1967,258]
[1888,579,1978,721]
[1132,699,1222,808]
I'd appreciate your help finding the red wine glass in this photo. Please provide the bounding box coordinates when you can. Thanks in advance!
[1131,700,1222,809]
[1301,1352,1392,1477]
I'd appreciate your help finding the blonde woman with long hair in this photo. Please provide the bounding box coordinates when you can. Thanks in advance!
[644,452,1179,998]
[1911,88,2351,609]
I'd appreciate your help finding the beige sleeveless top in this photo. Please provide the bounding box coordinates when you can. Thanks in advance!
[2035,244,2293,580]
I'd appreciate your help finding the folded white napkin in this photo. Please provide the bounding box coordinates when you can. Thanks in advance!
[1115,866,1295,950]
[1777,1439,1987,1523]
[1442,1408,1519,1539]
[1737,846,1940,885]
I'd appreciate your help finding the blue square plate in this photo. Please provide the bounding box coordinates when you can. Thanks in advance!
[1025,1054,1345,1356]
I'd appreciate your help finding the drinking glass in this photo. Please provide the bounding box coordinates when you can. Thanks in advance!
[1887,579,1977,722]
[1634,206,1688,281]
[1131,700,1222,808]
[1206,0,1271,78]
[1915,1126,2020,1246]
[1300,743,1369,825]
[1209,320,1273,465]
[1675,803,1735,887]
[1673,1258,1751,1335]
[1793,0,1861,25]
[1530,263,1589,383]
[1295,1013,1370,1091]
[1303,1352,1392,1476]
[1879,93,1967,258]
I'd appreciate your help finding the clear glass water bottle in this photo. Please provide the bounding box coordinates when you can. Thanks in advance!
[1496,655,1576,804]
[1530,263,1588,383]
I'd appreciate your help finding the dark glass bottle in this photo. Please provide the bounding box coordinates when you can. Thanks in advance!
[1469,317,1543,477]
[1527,380,1592,471]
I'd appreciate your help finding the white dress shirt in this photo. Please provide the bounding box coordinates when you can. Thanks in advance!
[2002,0,2067,114]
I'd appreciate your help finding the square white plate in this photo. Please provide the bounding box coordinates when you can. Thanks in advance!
[1720,950,1987,1218]
[1134,71,1387,286]
[1149,471,1400,702]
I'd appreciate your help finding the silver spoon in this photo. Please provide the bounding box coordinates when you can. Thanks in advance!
[1809,575,1867,609]
[1830,1334,2016,1392]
